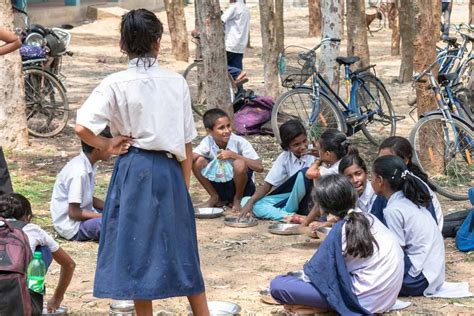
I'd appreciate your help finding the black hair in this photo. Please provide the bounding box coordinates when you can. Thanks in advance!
[0,193,32,221]
[338,154,367,174]
[202,108,230,130]
[120,9,163,66]
[379,136,435,191]
[319,129,358,159]
[81,126,112,154]
[279,120,307,150]
[372,155,431,208]
[313,174,378,258]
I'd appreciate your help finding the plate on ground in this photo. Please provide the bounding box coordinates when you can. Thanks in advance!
[223,216,258,228]
[188,300,241,315]
[194,207,224,219]
[268,223,302,235]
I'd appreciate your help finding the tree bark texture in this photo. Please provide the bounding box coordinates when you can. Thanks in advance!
[319,0,343,92]
[308,0,321,37]
[259,0,284,99]
[470,0,474,24]
[398,0,414,82]
[388,0,400,56]
[164,0,189,62]
[0,2,28,149]
[195,0,233,116]
[346,0,370,68]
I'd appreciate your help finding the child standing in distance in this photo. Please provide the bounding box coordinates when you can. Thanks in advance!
[75,9,209,316]
[240,120,318,221]
[193,109,263,213]
[269,174,404,314]
[371,155,445,296]
[0,193,76,313]
[50,128,112,242]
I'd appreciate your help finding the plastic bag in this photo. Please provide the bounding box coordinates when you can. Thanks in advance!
[201,158,234,183]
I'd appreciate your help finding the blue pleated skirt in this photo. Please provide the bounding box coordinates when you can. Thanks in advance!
[93,147,205,300]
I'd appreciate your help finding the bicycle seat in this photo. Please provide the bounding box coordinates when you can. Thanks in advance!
[438,72,458,85]
[442,36,457,45]
[336,56,360,65]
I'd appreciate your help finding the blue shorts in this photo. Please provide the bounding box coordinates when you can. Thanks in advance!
[211,170,255,202]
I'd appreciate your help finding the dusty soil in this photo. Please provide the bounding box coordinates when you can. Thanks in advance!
[6,3,474,315]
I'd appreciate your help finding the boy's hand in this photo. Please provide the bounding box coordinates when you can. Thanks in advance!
[106,136,133,155]
[217,150,237,160]
[239,201,253,219]
[46,295,63,312]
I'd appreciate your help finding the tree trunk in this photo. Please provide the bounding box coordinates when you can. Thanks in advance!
[340,0,345,39]
[308,0,321,37]
[470,0,474,24]
[164,0,189,62]
[195,0,233,116]
[346,0,370,68]
[388,0,400,56]
[0,3,28,149]
[398,0,414,82]
[319,0,343,91]
[259,0,284,99]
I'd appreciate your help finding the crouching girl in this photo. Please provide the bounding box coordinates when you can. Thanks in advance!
[270,174,404,314]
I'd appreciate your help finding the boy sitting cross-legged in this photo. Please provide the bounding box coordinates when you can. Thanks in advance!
[193,109,263,212]
[50,127,112,241]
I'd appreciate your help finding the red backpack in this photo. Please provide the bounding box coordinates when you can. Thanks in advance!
[0,218,33,316]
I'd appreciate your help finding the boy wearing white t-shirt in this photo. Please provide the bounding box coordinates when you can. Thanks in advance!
[50,128,112,241]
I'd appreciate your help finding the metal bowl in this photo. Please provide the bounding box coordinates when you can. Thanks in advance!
[109,300,135,314]
[188,300,241,315]
[42,306,68,315]
[315,227,332,240]
[223,216,258,228]
[268,223,302,235]
[194,207,224,219]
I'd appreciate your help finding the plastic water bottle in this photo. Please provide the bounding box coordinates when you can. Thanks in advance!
[27,251,46,294]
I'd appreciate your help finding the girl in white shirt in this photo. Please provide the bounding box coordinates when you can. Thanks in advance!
[371,155,445,296]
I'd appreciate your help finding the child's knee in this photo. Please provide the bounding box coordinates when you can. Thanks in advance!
[233,159,248,174]
[193,156,208,169]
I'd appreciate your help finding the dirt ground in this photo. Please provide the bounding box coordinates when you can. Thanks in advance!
[6,3,474,315]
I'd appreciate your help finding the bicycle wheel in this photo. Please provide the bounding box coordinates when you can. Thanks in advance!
[409,114,473,200]
[271,87,345,143]
[458,57,473,90]
[355,74,396,146]
[366,7,384,32]
[23,67,69,137]
[183,61,207,116]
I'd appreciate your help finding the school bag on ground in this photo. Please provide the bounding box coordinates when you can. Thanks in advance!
[442,210,470,238]
[0,218,33,316]
[234,96,274,136]
[455,188,474,252]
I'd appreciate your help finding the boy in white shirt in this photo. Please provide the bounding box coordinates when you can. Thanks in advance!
[193,109,263,212]
[50,128,112,241]
[222,0,250,71]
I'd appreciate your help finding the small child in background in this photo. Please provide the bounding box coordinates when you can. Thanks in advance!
[240,120,319,221]
[0,193,75,313]
[193,109,263,212]
[50,128,112,241]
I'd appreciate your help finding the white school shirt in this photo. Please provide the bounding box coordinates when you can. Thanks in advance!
[265,152,316,187]
[193,133,259,160]
[50,152,97,240]
[357,182,377,213]
[319,159,341,177]
[384,191,445,295]
[342,211,404,313]
[5,220,60,254]
[76,58,197,162]
[221,0,250,54]
[415,175,444,231]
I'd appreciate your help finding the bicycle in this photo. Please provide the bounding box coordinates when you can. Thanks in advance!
[366,0,389,34]
[409,60,473,201]
[272,38,397,145]
[183,32,249,116]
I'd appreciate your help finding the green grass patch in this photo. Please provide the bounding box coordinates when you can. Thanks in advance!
[12,174,56,209]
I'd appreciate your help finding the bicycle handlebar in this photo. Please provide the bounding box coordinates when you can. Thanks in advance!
[412,54,461,82]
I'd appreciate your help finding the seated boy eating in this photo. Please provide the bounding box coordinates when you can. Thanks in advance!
[50,128,112,241]
[193,109,263,212]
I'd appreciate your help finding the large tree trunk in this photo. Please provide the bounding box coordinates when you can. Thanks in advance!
[259,0,284,99]
[470,0,474,24]
[398,0,414,82]
[319,0,343,91]
[164,0,189,62]
[388,0,400,56]
[308,0,321,37]
[346,0,370,68]
[195,0,233,116]
[0,3,28,149]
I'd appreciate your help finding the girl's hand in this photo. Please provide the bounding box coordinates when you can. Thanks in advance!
[217,150,236,160]
[46,295,63,312]
[305,160,322,179]
[309,220,332,231]
[106,136,133,155]
[239,201,253,219]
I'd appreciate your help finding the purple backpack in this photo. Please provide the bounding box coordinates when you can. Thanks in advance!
[234,96,274,135]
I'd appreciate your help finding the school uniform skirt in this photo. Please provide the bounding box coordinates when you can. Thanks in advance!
[93,147,205,300]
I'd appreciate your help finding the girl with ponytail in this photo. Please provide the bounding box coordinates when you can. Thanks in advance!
[371,155,445,296]
[270,174,404,314]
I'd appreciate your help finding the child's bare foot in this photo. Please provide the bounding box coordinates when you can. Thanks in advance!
[231,199,242,213]
[197,196,220,208]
